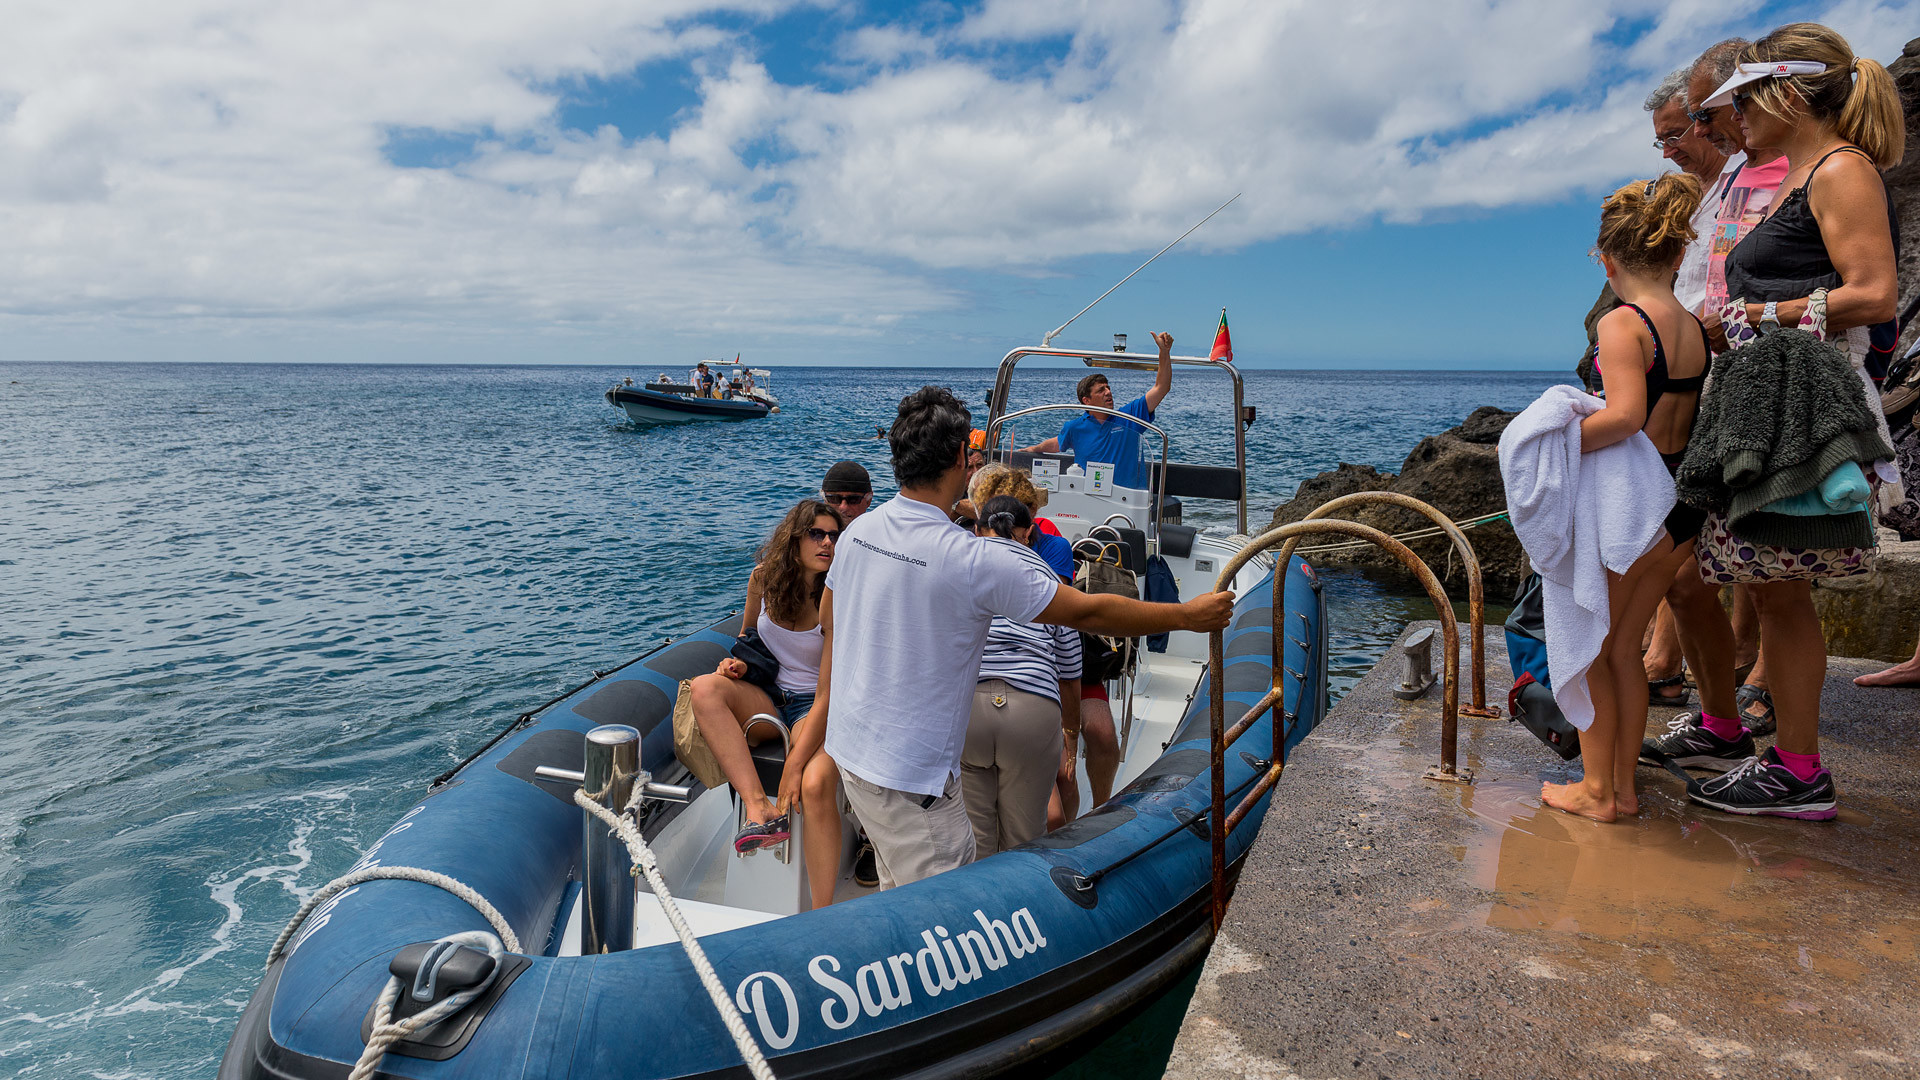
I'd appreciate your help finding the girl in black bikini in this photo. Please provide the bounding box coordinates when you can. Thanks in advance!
[1540,173,1711,823]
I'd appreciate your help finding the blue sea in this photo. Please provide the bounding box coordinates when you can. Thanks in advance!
[0,361,1571,1078]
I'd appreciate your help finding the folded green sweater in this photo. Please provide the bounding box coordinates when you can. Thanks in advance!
[1675,327,1891,549]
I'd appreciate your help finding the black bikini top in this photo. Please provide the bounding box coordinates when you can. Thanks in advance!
[1622,302,1709,416]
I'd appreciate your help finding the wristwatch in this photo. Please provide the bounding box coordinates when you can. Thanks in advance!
[1761,300,1780,328]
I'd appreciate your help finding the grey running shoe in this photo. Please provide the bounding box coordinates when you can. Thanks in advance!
[1639,712,1754,771]
[1688,748,1838,821]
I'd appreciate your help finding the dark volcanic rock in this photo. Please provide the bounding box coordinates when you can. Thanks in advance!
[1451,404,1521,444]
[1269,463,1393,527]
[1890,37,1920,356]
[1269,408,1526,596]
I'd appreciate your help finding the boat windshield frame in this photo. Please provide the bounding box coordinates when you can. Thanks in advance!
[984,347,1247,533]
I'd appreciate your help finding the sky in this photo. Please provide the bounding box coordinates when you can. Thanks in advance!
[1,0,1914,369]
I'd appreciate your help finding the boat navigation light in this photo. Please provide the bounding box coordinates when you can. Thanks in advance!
[1113,334,1127,353]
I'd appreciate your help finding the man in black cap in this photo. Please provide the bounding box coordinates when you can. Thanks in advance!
[821,460,873,522]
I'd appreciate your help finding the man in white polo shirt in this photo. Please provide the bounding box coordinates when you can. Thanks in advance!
[776,387,1235,889]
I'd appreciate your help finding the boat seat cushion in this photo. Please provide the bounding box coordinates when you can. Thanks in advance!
[1158,523,1198,559]
[748,735,787,799]
[1164,463,1243,502]
[1087,526,1146,575]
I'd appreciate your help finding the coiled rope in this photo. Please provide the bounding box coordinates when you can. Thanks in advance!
[350,930,506,1080]
[573,787,777,1080]
[265,865,521,967]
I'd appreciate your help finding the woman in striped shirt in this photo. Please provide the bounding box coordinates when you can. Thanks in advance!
[961,495,1084,857]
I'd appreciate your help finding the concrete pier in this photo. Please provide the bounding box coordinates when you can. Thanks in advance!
[1168,624,1920,1080]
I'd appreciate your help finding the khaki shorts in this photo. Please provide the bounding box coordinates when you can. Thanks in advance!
[841,768,975,890]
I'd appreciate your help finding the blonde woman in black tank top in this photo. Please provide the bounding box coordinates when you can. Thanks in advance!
[1670,22,1901,819]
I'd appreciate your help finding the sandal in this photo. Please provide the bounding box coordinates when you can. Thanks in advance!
[1735,684,1776,737]
[733,814,791,853]
[1648,674,1691,707]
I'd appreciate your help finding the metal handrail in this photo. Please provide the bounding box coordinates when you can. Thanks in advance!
[1203,519,1463,931]
[986,347,1247,533]
[984,403,1172,534]
[1279,492,1500,719]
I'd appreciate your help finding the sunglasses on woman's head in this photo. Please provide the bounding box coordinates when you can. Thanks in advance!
[806,527,841,543]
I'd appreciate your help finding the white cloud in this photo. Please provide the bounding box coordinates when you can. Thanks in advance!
[0,0,1911,358]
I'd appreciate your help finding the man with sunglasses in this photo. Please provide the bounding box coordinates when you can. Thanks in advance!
[1647,68,1732,318]
[821,460,874,521]
[1687,38,1789,342]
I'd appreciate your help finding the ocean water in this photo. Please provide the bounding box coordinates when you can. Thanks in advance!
[0,361,1571,1078]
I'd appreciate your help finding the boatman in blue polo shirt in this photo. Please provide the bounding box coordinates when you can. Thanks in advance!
[1020,331,1174,490]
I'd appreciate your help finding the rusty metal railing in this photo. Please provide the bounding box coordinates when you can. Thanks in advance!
[1280,492,1500,719]
[1205,520,1465,932]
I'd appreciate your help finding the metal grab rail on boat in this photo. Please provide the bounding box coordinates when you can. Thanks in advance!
[1279,492,1501,719]
[1203,520,1465,932]
[983,403,1173,535]
[984,346,1248,534]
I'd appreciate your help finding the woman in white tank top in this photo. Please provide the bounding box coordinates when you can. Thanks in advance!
[688,498,847,910]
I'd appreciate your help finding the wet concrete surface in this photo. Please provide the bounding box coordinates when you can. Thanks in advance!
[1167,623,1920,1080]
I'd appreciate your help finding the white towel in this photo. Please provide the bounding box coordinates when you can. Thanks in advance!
[1498,385,1676,731]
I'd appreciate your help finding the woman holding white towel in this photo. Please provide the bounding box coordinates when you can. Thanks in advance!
[1538,174,1712,822]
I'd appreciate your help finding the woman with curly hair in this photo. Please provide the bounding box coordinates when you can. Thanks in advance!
[967,464,1110,822]
[689,498,848,908]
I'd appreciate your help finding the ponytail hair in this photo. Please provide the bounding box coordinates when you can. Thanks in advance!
[1838,57,1904,168]
[979,494,1032,539]
[1741,23,1905,167]
[1595,172,1703,273]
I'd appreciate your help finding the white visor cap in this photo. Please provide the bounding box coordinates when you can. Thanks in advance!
[1703,61,1830,107]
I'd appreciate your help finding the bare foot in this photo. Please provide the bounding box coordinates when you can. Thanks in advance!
[1854,658,1920,688]
[743,795,780,826]
[1541,781,1617,822]
[1614,789,1639,816]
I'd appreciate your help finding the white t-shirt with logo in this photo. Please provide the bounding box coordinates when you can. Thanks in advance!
[822,495,1060,797]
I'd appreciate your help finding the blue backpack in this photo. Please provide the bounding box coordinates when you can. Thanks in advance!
[1505,572,1580,760]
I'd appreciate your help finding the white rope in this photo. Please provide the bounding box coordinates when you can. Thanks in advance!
[266,865,521,967]
[1287,510,1511,556]
[350,930,506,1080]
[573,788,778,1080]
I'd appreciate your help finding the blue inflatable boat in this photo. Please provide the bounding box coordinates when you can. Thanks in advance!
[222,347,1330,1079]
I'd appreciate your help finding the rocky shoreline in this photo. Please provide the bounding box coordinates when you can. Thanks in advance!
[1267,406,1526,597]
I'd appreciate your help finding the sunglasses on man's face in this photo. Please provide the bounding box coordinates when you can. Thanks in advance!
[806,527,841,544]
[823,492,869,506]
[1686,105,1718,125]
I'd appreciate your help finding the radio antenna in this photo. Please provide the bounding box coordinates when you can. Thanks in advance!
[1041,192,1240,348]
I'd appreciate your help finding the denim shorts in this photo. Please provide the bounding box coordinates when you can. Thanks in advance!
[775,690,816,727]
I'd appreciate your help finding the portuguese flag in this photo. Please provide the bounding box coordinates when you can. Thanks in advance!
[1208,308,1232,363]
